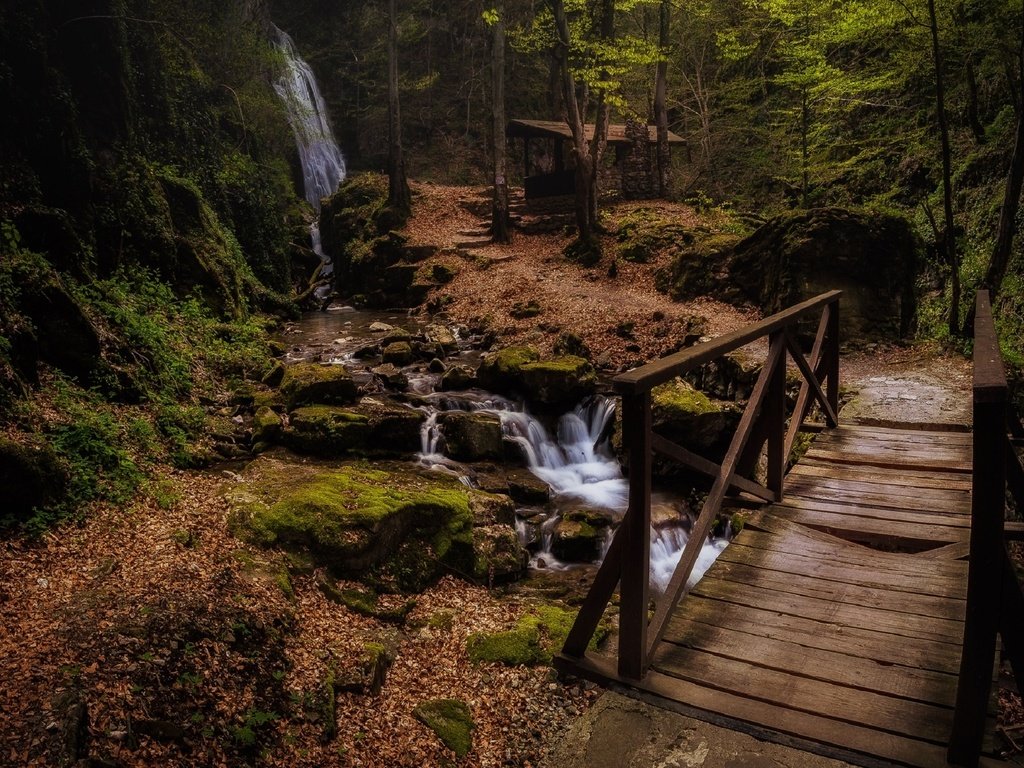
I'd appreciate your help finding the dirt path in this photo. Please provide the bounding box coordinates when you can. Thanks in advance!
[407,182,973,422]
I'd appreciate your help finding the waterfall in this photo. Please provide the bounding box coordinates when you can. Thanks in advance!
[500,398,627,511]
[272,25,347,209]
[417,393,730,588]
[272,24,346,298]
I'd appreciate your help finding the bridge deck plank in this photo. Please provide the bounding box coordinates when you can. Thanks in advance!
[558,424,982,768]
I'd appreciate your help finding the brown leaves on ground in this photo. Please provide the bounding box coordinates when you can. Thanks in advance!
[0,469,596,767]
[406,181,760,371]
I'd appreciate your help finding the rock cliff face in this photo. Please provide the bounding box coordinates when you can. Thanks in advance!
[0,0,303,401]
[662,208,920,340]
[0,0,297,301]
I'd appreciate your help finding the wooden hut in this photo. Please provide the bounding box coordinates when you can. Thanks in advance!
[506,118,686,200]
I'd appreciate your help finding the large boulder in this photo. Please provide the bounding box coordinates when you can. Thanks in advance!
[438,411,503,462]
[279,363,358,408]
[283,406,371,455]
[477,346,597,409]
[228,457,526,591]
[647,379,740,479]
[283,398,425,457]
[550,517,604,562]
[472,525,529,584]
[662,208,919,340]
[227,457,475,590]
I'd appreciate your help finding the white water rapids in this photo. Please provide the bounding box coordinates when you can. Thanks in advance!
[418,393,728,592]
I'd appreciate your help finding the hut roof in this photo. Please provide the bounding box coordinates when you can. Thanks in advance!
[506,119,685,145]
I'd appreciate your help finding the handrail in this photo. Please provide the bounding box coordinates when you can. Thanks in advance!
[613,290,842,394]
[560,291,842,681]
[948,290,1009,766]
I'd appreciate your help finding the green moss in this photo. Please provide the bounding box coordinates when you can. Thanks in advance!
[413,699,474,758]
[466,605,607,666]
[284,405,370,455]
[228,459,474,588]
[615,209,697,264]
[787,431,815,469]
[273,570,294,600]
[480,346,541,378]
[279,363,357,408]
[652,379,716,417]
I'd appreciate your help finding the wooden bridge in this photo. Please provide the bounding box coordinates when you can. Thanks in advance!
[555,291,1024,768]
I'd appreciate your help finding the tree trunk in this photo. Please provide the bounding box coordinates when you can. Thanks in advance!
[387,0,411,214]
[550,0,595,243]
[654,0,671,197]
[587,0,614,229]
[928,0,960,334]
[966,61,986,144]
[491,13,510,243]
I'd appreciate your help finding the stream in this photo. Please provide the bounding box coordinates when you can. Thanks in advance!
[270,22,728,593]
[280,308,730,593]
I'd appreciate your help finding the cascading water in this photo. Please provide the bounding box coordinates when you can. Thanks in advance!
[501,398,626,511]
[272,24,346,295]
[417,392,729,591]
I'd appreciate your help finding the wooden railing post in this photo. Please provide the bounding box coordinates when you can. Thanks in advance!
[766,332,787,500]
[826,300,840,419]
[619,391,651,680]
[949,290,1007,767]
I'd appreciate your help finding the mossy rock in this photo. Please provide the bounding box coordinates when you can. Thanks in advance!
[381,341,413,366]
[283,406,371,455]
[440,365,476,391]
[467,491,516,525]
[646,379,740,474]
[355,397,426,455]
[438,411,503,462]
[466,605,607,666]
[518,356,597,408]
[413,699,474,758]
[370,363,409,390]
[550,517,603,562]
[652,378,717,418]
[472,525,528,585]
[262,362,286,388]
[0,438,69,527]
[381,327,413,344]
[505,469,550,504]
[424,323,458,352]
[476,346,541,392]
[477,346,597,408]
[227,457,475,589]
[279,363,357,409]
[253,406,283,445]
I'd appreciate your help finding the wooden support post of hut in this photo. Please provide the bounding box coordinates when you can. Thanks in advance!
[506,118,685,201]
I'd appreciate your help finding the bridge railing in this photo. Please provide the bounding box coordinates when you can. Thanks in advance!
[949,289,1024,766]
[559,290,841,680]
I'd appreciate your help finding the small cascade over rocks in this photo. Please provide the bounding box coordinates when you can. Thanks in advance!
[271,24,346,296]
[501,397,626,511]
[417,391,729,589]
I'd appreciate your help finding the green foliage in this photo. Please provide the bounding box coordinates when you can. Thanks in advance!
[74,271,275,403]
